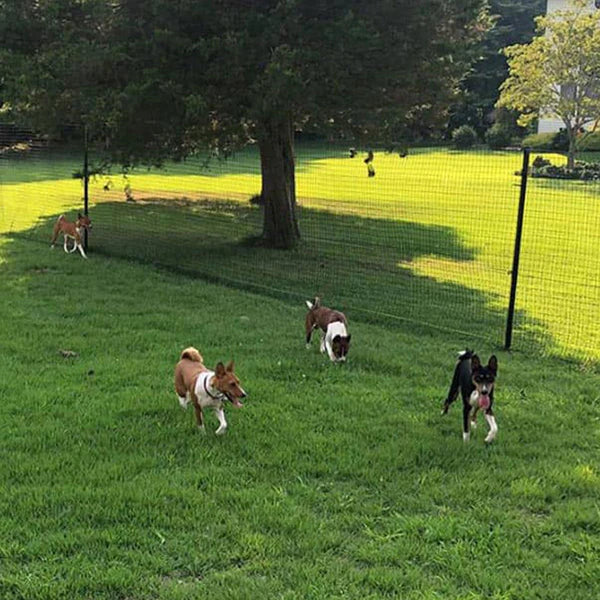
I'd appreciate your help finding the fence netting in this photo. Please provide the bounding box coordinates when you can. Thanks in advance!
[1,131,599,361]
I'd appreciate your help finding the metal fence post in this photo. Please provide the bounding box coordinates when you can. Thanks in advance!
[505,147,530,350]
[83,124,89,251]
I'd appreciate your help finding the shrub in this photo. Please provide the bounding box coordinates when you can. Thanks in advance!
[578,130,600,151]
[522,129,570,151]
[531,159,600,181]
[551,128,569,151]
[531,155,551,171]
[522,132,557,150]
[452,125,478,149]
[485,123,513,149]
[249,193,264,206]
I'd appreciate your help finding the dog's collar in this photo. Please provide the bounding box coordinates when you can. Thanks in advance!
[201,372,228,402]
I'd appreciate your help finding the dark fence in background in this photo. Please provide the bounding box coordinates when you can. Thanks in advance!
[1,131,599,361]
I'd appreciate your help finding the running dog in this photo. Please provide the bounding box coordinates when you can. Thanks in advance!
[441,350,498,443]
[50,213,92,258]
[305,297,351,362]
[173,347,246,435]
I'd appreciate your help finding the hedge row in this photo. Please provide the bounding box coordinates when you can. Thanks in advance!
[522,130,600,152]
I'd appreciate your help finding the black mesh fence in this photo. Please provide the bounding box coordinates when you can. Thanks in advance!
[1,131,599,361]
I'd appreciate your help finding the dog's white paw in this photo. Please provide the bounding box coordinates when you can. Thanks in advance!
[484,415,498,443]
[470,420,477,429]
[305,343,311,350]
[463,432,470,443]
[178,396,188,410]
[197,425,206,435]
[215,426,227,436]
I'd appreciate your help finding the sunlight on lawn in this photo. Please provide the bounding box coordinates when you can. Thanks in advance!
[1,147,598,359]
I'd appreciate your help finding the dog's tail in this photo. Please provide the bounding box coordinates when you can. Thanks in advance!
[180,347,203,363]
[305,296,321,310]
[442,349,473,412]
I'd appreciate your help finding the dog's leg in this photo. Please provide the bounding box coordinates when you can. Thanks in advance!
[192,400,205,434]
[322,329,336,361]
[462,403,471,442]
[178,394,189,410]
[484,411,498,443]
[305,315,314,349]
[214,407,228,436]
[51,221,60,247]
[306,326,315,349]
[471,406,479,429]
[75,242,88,259]
[63,236,70,253]
[325,339,336,362]
[320,333,326,354]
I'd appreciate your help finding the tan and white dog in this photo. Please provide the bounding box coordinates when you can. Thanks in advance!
[173,347,246,435]
[305,297,351,362]
[51,213,92,258]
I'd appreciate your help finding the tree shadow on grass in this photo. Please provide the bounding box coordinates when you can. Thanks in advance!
[16,197,535,349]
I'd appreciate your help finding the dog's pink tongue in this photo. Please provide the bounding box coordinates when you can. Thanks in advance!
[233,399,244,408]
[478,395,490,410]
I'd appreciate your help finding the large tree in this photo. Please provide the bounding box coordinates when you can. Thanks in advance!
[449,0,546,136]
[498,0,600,168]
[1,0,490,248]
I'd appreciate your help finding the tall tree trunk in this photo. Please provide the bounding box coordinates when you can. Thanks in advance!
[566,126,576,170]
[258,117,300,249]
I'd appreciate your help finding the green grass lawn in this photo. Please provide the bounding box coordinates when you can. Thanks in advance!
[1,233,599,600]
[1,145,598,360]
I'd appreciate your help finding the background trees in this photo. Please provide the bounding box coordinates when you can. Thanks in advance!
[498,0,600,168]
[449,0,546,138]
[1,0,490,248]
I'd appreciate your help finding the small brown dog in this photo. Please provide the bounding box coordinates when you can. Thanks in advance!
[173,347,246,435]
[305,297,351,362]
[51,213,92,258]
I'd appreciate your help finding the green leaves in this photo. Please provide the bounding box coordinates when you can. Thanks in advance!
[499,0,600,130]
[2,0,490,162]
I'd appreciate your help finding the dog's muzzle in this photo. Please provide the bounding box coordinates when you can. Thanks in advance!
[225,390,246,407]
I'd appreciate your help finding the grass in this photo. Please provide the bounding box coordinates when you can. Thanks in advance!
[1,233,599,599]
[1,144,599,359]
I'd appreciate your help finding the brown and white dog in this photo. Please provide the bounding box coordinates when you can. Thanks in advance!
[173,347,246,435]
[305,297,351,362]
[51,213,92,258]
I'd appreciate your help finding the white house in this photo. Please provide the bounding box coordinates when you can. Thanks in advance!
[538,0,600,133]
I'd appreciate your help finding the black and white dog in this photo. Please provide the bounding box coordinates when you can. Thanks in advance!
[441,350,498,443]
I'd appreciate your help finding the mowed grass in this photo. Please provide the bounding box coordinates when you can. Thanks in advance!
[1,145,599,359]
[0,234,600,599]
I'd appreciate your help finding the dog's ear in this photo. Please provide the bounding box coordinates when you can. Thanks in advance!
[346,334,351,343]
[215,362,226,377]
[487,355,498,374]
[471,354,481,372]
[225,360,234,373]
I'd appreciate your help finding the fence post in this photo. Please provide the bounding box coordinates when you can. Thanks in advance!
[505,147,530,350]
[83,124,89,251]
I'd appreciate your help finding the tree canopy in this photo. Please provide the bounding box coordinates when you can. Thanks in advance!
[449,0,546,136]
[498,0,600,168]
[1,0,490,247]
